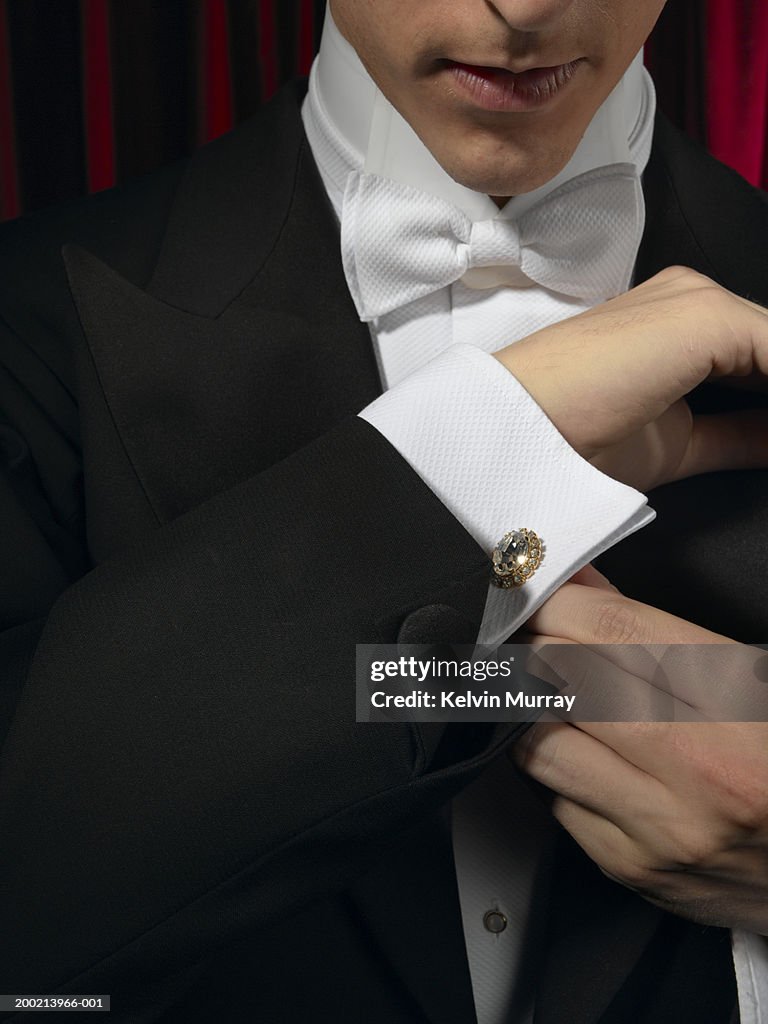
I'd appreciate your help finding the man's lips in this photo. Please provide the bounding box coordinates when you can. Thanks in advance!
[443,58,584,112]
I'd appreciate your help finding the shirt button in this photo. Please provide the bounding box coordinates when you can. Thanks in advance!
[483,910,508,934]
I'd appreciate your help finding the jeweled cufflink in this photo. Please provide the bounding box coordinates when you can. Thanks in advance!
[491,528,544,588]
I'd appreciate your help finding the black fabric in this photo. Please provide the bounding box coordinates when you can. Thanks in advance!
[6,0,86,212]
[0,82,765,1022]
[535,833,738,1024]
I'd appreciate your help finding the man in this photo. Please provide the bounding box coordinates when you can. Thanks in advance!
[0,1,767,1022]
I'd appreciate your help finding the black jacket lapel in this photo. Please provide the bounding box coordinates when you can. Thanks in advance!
[349,811,479,1024]
[64,83,377,561]
[533,832,661,1024]
[146,80,311,318]
[636,112,768,300]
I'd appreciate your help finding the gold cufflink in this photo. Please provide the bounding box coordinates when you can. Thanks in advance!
[491,528,544,588]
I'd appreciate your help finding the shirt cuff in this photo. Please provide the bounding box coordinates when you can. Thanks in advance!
[359,343,654,646]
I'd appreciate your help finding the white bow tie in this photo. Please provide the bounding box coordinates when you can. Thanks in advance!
[341,163,644,322]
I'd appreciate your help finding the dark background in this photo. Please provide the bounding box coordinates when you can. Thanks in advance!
[0,0,765,224]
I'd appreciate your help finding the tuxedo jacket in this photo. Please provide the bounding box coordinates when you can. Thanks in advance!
[0,81,766,1024]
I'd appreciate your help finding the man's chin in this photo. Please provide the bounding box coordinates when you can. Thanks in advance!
[446,165,568,202]
[435,144,578,200]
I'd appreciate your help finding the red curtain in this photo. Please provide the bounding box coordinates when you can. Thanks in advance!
[198,0,234,145]
[0,1,766,223]
[706,0,768,189]
[81,0,114,194]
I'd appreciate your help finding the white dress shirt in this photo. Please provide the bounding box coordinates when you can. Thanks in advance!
[301,8,768,1023]
[303,12,653,651]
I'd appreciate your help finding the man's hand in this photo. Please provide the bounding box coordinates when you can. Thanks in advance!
[496,266,768,491]
[511,566,768,934]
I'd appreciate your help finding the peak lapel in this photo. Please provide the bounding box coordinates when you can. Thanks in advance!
[64,84,378,561]
[147,80,309,318]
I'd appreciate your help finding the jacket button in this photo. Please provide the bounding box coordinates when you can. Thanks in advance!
[397,603,478,645]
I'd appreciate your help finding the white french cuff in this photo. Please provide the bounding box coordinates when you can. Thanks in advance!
[359,343,654,649]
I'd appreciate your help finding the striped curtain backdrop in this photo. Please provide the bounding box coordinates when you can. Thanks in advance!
[0,0,766,223]
[0,0,324,221]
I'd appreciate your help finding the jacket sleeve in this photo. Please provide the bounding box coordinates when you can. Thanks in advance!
[0,215,512,1010]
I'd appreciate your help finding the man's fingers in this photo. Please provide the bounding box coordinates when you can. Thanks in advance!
[524,583,765,722]
[673,409,768,482]
[526,581,726,647]
[591,404,768,491]
[529,636,768,723]
[526,639,709,723]
[512,719,667,836]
